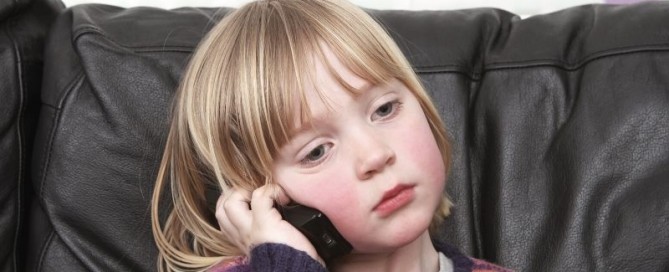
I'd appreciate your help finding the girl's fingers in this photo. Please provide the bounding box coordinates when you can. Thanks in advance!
[215,193,237,242]
[215,190,233,228]
[215,188,252,246]
[248,185,322,263]
[224,189,253,231]
[219,184,321,261]
[250,185,274,217]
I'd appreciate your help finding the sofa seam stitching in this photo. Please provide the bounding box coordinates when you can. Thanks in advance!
[6,14,23,272]
[37,108,58,200]
[74,25,194,53]
[485,44,669,70]
[38,74,85,200]
[72,24,669,78]
[412,44,669,77]
[35,229,55,272]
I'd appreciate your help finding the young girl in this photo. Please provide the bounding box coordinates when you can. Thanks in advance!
[151,0,511,271]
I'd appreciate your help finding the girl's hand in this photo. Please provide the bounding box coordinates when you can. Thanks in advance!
[215,184,324,265]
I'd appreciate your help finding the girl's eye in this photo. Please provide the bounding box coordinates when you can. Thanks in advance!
[372,100,401,121]
[299,143,332,166]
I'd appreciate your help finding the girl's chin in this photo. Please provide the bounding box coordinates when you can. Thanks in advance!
[347,225,429,253]
[336,206,435,253]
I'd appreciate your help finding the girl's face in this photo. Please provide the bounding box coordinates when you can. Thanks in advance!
[272,46,446,253]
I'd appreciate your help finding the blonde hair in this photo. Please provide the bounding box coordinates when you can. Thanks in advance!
[151,0,452,271]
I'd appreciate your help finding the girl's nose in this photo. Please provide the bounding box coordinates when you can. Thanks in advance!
[355,136,396,180]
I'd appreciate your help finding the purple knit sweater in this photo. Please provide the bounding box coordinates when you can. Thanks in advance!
[212,240,512,272]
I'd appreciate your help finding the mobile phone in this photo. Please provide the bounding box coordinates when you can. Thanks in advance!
[278,204,352,262]
[205,185,352,261]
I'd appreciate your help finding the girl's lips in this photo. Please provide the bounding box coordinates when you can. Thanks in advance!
[373,185,415,217]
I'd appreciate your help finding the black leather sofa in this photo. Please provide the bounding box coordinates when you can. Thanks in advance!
[0,0,63,271]
[1,0,668,271]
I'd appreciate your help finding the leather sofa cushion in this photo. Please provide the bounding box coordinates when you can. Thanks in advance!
[28,2,669,271]
[0,0,62,270]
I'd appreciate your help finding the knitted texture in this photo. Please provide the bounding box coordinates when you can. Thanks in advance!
[251,243,327,272]
[471,258,513,272]
[213,243,327,272]
[212,242,513,272]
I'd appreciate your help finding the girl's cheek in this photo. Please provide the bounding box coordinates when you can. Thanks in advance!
[288,175,362,232]
[401,110,446,187]
[408,135,445,186]
[315,187,362,243]
[300,177,359,215]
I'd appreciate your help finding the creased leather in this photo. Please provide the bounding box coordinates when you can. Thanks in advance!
[0,0,62,271]
[26,3,669,272]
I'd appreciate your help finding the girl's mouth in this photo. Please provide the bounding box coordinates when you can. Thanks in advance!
[373,184,415,217]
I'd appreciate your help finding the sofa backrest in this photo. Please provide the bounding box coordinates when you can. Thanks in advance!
[0,0,62,270]
[27,2,669,271]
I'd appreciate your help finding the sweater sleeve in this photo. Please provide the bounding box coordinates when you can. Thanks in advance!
[222,243,328,272]
[470,258,514,272]
[251,243,328,272]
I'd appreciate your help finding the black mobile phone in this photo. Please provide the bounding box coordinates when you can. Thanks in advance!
[205,186,352,261]
[278,204,352,262]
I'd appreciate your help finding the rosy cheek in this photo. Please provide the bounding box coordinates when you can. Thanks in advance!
[297,180,358,215]
[281,174,362,236]
[315,192,362,243]
[403,112,446,187]
[409,136,445,185]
